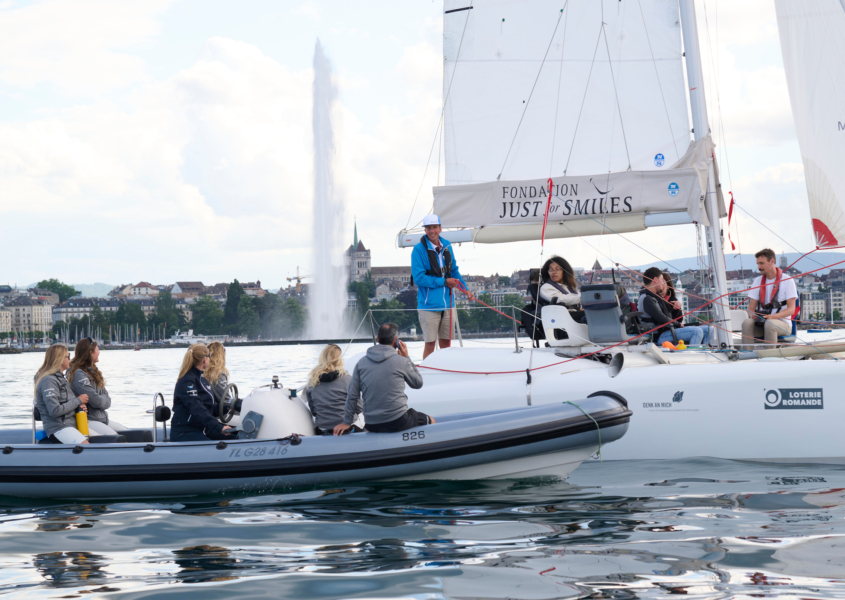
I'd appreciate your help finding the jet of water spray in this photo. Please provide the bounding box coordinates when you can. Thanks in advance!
[309,40,348,339]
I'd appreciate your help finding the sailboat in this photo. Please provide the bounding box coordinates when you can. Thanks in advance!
[393,0,845,464]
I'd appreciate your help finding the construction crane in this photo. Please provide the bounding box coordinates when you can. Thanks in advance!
[287,267,312,293]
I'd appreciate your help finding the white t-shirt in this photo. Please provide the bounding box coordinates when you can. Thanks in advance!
[747,273,798,314]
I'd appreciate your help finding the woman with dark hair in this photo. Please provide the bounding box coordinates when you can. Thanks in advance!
[68,337,125,435]
[540,256,585,321]
[661,273,684,327]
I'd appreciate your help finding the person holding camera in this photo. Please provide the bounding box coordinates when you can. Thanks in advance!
[334,322,434,435]
[739,248,797,351]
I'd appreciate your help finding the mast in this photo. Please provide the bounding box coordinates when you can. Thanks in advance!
[678,0,732,349]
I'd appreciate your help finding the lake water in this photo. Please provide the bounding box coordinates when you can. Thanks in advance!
[2,341,845,599]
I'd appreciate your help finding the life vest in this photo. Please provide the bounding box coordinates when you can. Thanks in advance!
[420,235,452,279]
[761,268,783,307]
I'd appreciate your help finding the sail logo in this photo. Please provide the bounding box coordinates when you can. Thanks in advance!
[654,153,665,167]
[839,121,845,131]
[668,182,679,197]
[764,388,823,409]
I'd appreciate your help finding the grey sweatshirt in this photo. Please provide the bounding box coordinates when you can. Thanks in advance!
[306,372,353,430]
[35,372,82,436]
[210,372,229,403]
[343,345,424,426]
[69,368,112,425]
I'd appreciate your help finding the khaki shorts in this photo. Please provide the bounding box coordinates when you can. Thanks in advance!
[418,309,457,343]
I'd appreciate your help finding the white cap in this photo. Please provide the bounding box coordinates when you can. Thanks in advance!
[423,214,442,226]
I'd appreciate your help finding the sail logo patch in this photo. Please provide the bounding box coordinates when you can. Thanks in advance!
[668,182,679,197]
[764,388,823,409]
[654,153,665,167]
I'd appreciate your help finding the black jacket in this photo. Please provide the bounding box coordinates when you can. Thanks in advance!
[637,287,676,336]
[171,367,224,437]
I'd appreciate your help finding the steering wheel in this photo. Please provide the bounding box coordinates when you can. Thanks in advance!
[219,383,239,424]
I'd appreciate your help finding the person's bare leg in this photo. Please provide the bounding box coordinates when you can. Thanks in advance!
[438,338,451,350]
[423,341,437,358]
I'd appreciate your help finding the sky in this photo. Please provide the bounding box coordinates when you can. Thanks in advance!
[0,0,815,290]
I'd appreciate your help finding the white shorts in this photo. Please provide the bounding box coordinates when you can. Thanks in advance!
[88,421,119,436]
[52,427,87,444]
[418,309,457,343]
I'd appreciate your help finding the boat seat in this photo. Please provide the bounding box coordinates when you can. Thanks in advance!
[580,284,646,344]
[777,298,800,343]
[541,305,589,347]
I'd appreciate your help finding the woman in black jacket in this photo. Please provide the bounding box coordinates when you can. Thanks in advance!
[171,344,236,442]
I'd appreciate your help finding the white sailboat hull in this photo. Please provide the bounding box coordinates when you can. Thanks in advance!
[405,347,845,463]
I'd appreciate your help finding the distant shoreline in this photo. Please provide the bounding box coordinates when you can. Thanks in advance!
[3,332,522,353]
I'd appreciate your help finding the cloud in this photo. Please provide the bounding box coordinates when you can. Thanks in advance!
[292,1,320,21]
[0,0,174,96]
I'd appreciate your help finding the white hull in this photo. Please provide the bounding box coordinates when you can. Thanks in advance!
[404,346,845,463]
[388,445,597,481]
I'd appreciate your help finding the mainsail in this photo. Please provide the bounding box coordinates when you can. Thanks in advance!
[775,0,845,248]
[443,0,692,184]
[414,0,718,244]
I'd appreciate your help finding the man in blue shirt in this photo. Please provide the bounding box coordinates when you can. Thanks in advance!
[411,215,474,358]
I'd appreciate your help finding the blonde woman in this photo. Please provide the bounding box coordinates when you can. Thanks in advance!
[170,343,235,442]
[68,337,125,435]
[205,341,230,404]
[305,344,353,435]
[34,344,90,444]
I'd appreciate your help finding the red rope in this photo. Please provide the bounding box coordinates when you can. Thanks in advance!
[418,257,845,376]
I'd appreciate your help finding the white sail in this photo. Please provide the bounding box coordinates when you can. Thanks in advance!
[775,0,845,248]
[443,0,691,185]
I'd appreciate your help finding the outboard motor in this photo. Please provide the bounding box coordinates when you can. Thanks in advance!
[237,376,316,439]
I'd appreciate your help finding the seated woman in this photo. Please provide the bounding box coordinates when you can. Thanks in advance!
[305,344,353,435]
[34,344,90,444]
[67,337,125,436]
[170,343,236,443]
[661,272,715,345]
[205,341,230,405]
[540,256,585,322]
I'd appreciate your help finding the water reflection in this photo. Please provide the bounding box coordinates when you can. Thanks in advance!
[1,461,845,598]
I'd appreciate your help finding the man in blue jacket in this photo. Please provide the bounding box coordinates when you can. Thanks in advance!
[412,215,474,358]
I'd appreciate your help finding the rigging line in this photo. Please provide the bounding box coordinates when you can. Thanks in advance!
[404,1,474,230]
[549,1,571,176]
[634,0,680,160]
[498,4,567,180]
[600,10,632,169]
[563,26,604,174]
[732,203,828,270]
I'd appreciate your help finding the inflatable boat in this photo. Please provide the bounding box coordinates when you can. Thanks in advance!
[0,379,631,499]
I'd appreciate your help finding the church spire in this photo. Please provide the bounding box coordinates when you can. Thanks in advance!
[353,217,358,248]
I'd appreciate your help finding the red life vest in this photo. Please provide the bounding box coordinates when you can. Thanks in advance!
[762,267,783,306]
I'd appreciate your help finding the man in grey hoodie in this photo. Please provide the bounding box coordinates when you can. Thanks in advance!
[333,322,434,435]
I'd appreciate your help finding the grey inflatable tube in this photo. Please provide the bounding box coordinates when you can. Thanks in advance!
[0,394,631,499]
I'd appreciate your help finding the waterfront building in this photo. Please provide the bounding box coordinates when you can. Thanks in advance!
[242,281,267,297]
[0,285,15,300]
[6,297,52,332]
[131,282,159,296]
[0,308,10,333]
[108,284,133,297]
[27,288,60,305]
[171,282,205,298]
[371,267,412,285]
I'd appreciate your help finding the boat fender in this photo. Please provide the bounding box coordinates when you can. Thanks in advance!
[155,405,172,422]
[587,390,629,408]
[2,446,12,454]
